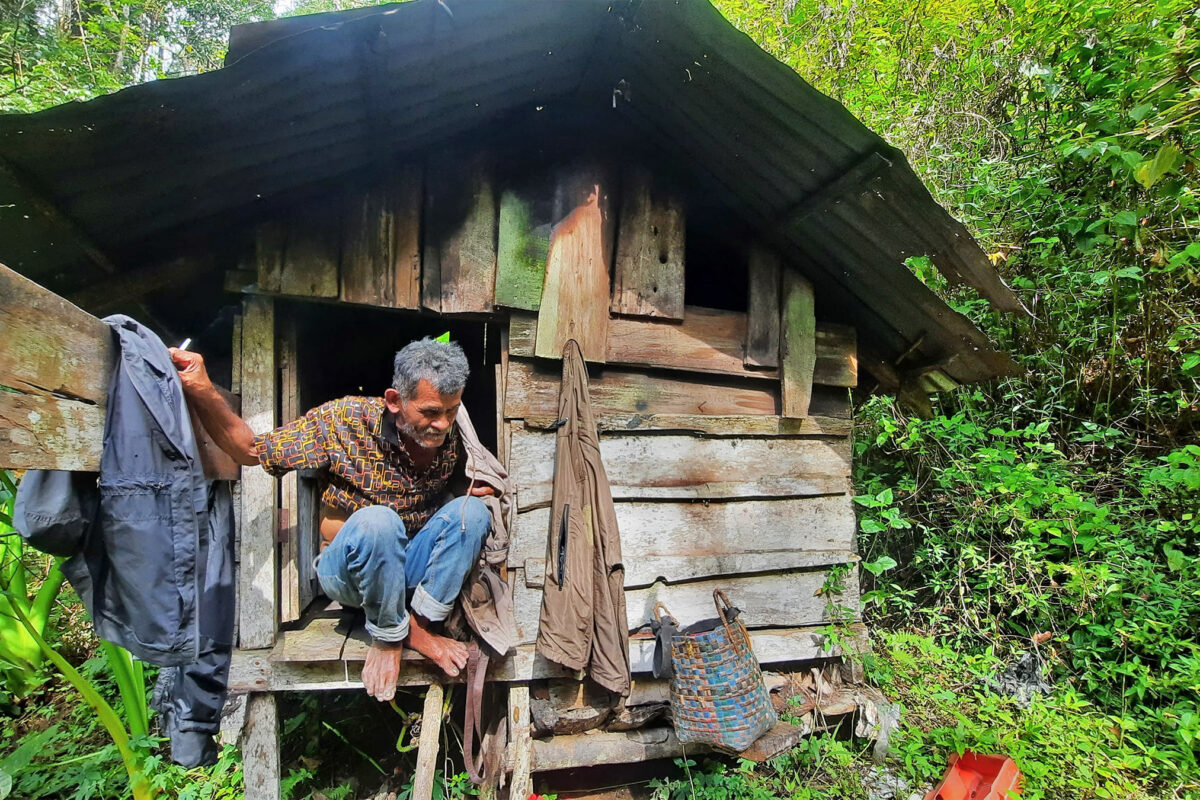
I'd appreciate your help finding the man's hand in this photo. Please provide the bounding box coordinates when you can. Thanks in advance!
[362,641,403,702]
[169,348,214,398]
[468,484,495,497]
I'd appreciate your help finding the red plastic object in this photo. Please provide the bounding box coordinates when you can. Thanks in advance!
[924,751,1022,800]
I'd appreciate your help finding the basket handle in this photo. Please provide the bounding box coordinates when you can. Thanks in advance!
[713,589,740,644]
[653,602,678,627]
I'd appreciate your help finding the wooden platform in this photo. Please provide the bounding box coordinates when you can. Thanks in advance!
[227,599,868,692]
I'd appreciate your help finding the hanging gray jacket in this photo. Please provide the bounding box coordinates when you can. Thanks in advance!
[15,315,219,666]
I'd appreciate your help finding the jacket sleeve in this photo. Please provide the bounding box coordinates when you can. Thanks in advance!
[13,470,100,558]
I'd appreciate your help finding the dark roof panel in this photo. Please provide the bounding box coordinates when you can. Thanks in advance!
[0,0,1021,385]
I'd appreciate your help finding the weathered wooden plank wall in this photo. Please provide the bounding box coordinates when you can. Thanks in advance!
[423,151,496,314]
[610,166,685,320]
[223,149,863,678]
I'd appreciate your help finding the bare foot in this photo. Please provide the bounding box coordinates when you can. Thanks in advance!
[407,614,469,678]
[362,641,403,702]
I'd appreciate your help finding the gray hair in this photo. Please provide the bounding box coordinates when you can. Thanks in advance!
[392,338,470,399]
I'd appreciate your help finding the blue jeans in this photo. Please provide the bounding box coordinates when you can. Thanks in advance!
[316,497,490,643]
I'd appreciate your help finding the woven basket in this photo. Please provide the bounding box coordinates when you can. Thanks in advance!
[656,590,777,753]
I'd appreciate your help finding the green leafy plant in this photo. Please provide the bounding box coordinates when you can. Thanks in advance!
[0,471,67,701]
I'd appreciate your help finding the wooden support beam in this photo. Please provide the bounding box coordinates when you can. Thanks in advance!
[780,269,817,418]
[745,246,781,368]
[238,297,278,650]
[413,682,445,800]
[773,151,892,230]
[278,318,301,624]
[508,685,533,800]
[241,693,281,800]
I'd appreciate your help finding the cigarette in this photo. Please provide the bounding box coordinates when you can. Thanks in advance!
[178,338,192,351]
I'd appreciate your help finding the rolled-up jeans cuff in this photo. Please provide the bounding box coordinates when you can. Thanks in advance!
[410,585,454,622]
[366,616,409,643]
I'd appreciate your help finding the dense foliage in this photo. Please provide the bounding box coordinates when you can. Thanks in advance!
[2,0,1198,796]
[716,0,1200,790]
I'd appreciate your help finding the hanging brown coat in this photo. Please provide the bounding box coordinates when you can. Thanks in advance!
[535,340,631,697]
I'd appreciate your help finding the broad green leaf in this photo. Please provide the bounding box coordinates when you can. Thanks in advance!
[0,768,10,800]
[862,555,898,576]
[1134,143,1184,189]
[1111,210,1138,227]
[1129,103,1155,122]
[860,518,887,534]
[1165,546,1186,573]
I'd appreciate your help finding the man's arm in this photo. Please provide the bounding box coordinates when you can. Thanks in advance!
[170,349,260,467]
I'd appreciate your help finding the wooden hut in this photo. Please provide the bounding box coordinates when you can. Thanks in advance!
[0,0,1022,797]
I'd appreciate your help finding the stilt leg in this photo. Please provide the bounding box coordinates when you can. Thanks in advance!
[241,693,281,800]
[508,684,532,800]
[413,681,445,800]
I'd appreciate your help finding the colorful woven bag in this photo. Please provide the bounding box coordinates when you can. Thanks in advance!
[653,590,777,753]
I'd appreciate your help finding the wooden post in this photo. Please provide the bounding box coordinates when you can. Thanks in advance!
[238,297,278,649]
[508,685,533,800]
[241,693,281,800]
[780,269,816,418]
[412,682,445,800]
[278,317,301,623]
[745,246,781,369]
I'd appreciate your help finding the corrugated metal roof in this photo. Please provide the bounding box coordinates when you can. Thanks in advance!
[0,0,1022,387]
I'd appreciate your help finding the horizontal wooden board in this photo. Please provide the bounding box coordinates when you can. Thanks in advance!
[511,566,860,645]
[510,494,857,566]
[0,391,104,471]
[505,358,777,418]
[0,264,113,403]
[510,309,856,387]
[510,429,850,509]
[521,408,851,437]
[229,623,867,690]
[524,549,859,589]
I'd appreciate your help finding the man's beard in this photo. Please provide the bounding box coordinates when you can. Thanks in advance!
[397,416,448,450]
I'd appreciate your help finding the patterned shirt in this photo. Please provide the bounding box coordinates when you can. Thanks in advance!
[254,396,460,532]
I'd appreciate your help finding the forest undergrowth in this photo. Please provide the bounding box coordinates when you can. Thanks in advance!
[2,0,1199,797]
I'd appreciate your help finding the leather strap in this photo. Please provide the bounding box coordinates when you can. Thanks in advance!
[463,643,494,785]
